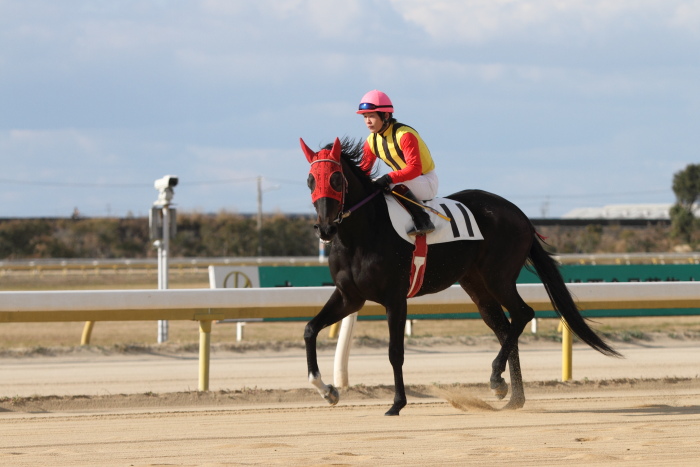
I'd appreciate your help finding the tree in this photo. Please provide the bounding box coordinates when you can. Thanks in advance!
[670,164,700,244]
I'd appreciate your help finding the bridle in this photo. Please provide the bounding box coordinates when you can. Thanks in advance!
[302,137,380,225]
[310,157,381,224]
[310,157,345,223]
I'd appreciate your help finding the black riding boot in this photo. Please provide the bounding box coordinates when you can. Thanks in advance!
[391,184,435,236]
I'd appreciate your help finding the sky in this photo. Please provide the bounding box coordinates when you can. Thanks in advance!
[1,0,699,219]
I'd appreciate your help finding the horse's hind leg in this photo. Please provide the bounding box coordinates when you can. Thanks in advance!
[486,284,534,409]
[460,277,531,409]
[305,288,364,406]
[384,299,409,416]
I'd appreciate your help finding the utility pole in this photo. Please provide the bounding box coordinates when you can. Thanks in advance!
[257,176,263,257]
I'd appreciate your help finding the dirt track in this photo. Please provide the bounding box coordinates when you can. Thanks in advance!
[1,339,700,466]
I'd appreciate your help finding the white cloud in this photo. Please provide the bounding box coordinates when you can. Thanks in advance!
[669,2,700,36]
[196,0,369,40]
[1,0,697,218]
[187,145,273,167]
[4,129,100,161]
[389,0,700,44]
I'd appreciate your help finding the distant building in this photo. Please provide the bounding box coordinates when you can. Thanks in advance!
[563,203,700,220]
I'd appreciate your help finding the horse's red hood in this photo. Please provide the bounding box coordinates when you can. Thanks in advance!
[301,137,344,203]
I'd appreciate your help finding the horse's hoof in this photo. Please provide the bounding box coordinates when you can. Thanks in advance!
[384,400,406,416]
[491,379,509,400]
[323,385,339,406]
[502,398,525,410]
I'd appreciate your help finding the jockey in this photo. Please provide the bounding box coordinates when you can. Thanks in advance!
[357,90,437,236]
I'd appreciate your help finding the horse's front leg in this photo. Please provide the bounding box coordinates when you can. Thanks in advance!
[304,288,364,406]
[385,300,408,416]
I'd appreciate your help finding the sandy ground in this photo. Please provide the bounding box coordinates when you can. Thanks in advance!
[1,339,700,466]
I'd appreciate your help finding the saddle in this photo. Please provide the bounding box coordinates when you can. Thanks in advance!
[385,194,484,245]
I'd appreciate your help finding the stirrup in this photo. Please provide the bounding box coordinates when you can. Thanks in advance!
[407,221,435,237]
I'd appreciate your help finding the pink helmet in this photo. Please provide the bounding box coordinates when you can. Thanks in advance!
[356,90,394,114]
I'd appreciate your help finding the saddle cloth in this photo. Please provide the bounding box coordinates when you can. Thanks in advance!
[385,194,484,245]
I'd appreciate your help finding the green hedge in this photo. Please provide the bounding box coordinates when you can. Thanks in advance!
[0,213,317,259]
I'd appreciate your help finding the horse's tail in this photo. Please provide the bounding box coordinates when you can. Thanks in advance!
[528,236,622,358]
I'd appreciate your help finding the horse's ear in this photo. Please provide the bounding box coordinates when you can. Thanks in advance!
[300,138,317,163]
[330,137,342,162]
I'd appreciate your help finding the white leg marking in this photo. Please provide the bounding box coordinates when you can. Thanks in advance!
[309,371,339,405]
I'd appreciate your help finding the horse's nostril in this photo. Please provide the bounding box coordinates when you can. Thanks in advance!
[313,222,337,242]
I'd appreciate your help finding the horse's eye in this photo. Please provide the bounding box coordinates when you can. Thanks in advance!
[307,173,316,192]
[330,172,343,192]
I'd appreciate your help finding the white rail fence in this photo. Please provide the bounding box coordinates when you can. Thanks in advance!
[1,282,699,390]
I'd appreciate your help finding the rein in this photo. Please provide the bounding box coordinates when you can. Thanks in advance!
[336,189,381,222]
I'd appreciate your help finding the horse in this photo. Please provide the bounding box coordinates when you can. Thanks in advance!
[300,136,621,416]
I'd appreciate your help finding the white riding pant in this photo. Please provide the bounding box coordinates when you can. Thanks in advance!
[390,170,439,201]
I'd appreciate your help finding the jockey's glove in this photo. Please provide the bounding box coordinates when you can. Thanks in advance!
[372,174,393,191]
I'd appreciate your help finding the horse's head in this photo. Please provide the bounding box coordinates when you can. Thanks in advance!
[300,137,345,243]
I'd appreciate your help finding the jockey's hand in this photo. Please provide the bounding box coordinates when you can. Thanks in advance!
[372,174,393,191]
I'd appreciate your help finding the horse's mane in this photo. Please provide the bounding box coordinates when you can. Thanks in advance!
[323,137,380,184]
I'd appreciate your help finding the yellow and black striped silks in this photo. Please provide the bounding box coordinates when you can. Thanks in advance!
[367,123,435,174]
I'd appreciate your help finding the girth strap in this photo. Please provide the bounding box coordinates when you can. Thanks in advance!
[407,234,428,298]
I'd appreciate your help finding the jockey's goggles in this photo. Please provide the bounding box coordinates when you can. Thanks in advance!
[358,102,393,111]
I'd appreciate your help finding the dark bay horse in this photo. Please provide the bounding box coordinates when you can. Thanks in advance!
[300,137,621,416]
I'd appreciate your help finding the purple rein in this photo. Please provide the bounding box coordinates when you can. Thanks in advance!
[336,189,382,223]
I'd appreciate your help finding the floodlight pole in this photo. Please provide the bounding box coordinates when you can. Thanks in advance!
[160,208,171,289]
[318,239,327,263]
[151,175,178,344]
